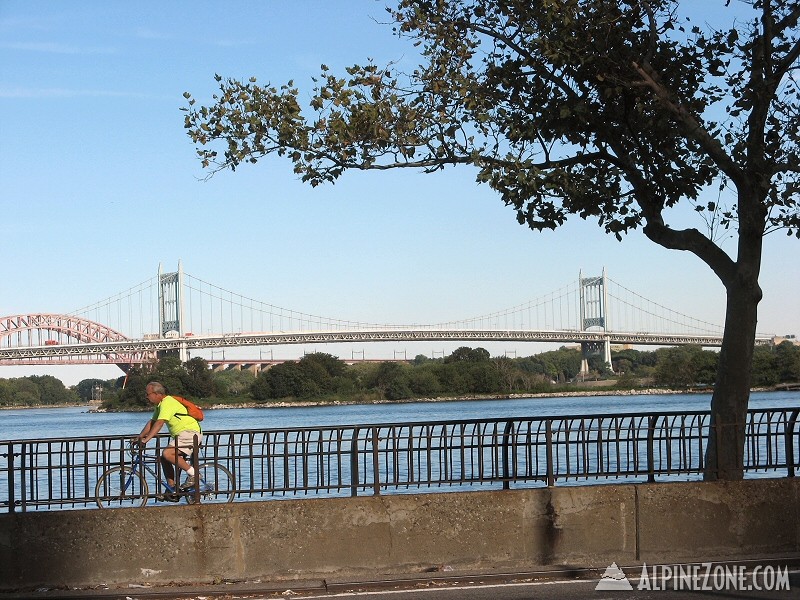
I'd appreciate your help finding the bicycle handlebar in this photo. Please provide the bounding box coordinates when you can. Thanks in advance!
[128,439,149,458]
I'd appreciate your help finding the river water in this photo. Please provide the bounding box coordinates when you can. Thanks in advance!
[2,389,799,441]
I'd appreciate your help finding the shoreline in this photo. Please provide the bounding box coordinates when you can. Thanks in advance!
[1,386,793,413]
[207,385,786,410]
[205,387,696,410]
[0,400,103,411]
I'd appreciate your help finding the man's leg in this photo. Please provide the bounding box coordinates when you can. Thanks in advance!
[161,447,191,487]
[163,432,201,487]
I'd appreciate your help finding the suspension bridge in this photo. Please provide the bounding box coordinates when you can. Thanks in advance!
[0,263,776,376]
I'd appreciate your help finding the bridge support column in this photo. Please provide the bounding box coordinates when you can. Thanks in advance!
[579,269,612,376]
[158,262,187,362]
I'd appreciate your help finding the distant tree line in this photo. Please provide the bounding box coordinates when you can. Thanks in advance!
[246,342,799,402]
[0,375,79,407]
[1,342,798,409]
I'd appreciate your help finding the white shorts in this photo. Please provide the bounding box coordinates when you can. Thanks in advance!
[167,430,203,456]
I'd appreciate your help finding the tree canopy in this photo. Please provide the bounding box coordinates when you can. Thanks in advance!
[183,0,800,479]
[0,375,79,407]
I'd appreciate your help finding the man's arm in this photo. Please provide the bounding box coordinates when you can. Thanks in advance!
[138,419,166,444]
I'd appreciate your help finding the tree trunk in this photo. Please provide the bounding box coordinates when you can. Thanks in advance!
[704,278,761,481]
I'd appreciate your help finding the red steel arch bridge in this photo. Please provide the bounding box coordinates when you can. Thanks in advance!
[0,263,776,376]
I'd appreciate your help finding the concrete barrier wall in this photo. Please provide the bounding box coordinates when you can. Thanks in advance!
[1,478,798,590]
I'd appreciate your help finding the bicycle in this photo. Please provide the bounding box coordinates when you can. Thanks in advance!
[95,441,235,509]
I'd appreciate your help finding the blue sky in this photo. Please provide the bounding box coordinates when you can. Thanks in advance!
[1,1,798,385]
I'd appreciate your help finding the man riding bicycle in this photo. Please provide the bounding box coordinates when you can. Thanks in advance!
[136,381,202,491]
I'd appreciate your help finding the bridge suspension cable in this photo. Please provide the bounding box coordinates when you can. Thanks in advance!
[605,276,724,337]
[182,273,400,335]
[59,269,736,340]
[435,282,580,331]
[67,276,161,339]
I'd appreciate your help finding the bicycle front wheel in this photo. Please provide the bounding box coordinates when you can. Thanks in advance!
[189,462,235,504]
[95,466,149,509]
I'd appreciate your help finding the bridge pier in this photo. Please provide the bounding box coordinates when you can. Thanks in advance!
[210,361,269,376]
[579,339,613,376]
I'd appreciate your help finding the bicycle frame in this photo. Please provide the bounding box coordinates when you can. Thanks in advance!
[120,448,188,502]
[135,450,182,496]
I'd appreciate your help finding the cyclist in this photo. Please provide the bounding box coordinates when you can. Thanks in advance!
[136,381,203,491]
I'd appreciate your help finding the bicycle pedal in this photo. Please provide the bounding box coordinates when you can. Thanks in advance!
[161,493,182,502]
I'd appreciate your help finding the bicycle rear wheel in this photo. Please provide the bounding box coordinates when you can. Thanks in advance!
[96,466,149,509]
[187,462,235,504]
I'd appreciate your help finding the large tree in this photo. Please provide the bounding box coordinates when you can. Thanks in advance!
[183,0,800,480]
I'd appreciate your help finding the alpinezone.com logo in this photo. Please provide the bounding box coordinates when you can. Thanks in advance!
[596,562,791,592]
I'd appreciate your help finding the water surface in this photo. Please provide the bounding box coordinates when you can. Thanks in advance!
[1,389,798,441]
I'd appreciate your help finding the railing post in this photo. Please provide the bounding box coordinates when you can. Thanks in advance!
[192,434,200,504]
[502,421,513,490]
[2,442,14,513]
[172,435,181,495]
[647,415,656,483]
[350,427,360,497]
[371,427,381,496]
[738,413,746,475]
[545,420,555,487]
[787,409,799,478]
[18,442,27,512]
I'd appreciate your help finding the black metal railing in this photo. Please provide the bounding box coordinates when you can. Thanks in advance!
[1,407,798,512]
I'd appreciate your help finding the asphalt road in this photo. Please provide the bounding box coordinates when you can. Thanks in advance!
[273,571,800,600]
[7,564,800,600]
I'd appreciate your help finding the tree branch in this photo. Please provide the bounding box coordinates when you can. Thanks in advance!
[631,61,743,185]
[642,220,737,286]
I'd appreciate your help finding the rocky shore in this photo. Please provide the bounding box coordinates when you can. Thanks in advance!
[206,386,724,410]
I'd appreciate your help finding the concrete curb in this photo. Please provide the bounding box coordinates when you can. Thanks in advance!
[4,558,800,600]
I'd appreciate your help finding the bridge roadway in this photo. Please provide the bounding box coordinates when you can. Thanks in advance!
[0,328,774,363]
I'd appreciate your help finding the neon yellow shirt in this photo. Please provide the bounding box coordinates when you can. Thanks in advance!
[152,395,201,436]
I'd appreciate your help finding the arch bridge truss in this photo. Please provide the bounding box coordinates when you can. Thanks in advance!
[0,314,154,369]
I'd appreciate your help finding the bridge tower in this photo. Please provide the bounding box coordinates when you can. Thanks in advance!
[579,268,612,375]
[158,261,187,362]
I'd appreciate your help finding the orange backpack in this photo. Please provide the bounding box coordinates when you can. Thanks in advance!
[172,395,204,422]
